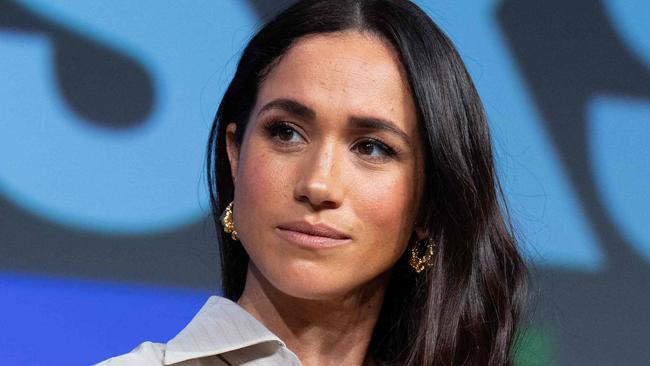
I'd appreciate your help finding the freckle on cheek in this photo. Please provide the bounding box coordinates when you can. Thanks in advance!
[239,155,286,198]
[241,167,271,193]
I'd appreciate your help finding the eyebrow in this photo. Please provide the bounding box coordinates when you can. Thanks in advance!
[257,98,316,120]
[348,116,411,144]
[257,98,411,144]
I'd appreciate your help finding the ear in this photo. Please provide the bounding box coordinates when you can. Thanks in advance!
[414,225,429,241]
[413,207,430,241]
[225,122,239,184]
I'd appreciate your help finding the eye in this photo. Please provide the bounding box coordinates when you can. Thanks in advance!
[353,138,397,161]
[263,120,305,144]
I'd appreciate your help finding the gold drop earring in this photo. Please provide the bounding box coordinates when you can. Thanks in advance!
[408,237,435,273]
[219,201,239,241]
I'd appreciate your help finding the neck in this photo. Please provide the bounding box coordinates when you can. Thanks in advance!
[237,264,387,366]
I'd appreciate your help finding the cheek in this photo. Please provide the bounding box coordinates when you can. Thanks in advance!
[350,171,418,246]
[236,148,290,203]
[231,142,296,248]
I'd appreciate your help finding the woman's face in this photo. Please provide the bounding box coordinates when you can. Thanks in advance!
[226,30,426,300]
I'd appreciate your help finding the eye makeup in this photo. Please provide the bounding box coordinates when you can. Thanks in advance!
[261,119,402,163]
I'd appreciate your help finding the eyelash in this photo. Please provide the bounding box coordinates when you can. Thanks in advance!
[262,120,399,161]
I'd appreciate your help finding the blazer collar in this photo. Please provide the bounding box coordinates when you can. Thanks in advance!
[163,296,285,365]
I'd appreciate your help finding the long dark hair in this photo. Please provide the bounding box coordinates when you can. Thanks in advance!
[207,0,529,364]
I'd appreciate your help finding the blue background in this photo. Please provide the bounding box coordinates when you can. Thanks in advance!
[1,0,648,364]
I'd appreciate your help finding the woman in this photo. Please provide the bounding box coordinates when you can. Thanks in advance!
[97,0,528,365]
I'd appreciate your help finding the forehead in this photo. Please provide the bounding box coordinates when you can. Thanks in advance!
[255,31,417,133]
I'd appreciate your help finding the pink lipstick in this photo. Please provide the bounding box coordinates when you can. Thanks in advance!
[276,221,351,249]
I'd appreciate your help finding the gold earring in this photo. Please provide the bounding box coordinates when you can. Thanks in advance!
[219,201,239,241]
[408,237,435,274]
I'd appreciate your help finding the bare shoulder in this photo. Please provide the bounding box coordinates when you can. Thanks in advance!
[93,341,165,366]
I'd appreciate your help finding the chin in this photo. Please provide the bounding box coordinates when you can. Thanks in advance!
[254,260,359,300]
[255,257,385,302]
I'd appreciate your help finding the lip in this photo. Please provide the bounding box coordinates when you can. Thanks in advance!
[276,221,351,249]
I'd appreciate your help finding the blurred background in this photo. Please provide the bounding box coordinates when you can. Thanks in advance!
[0,0,648,364]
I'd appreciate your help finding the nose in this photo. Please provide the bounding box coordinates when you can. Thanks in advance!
[293,141,344,210]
